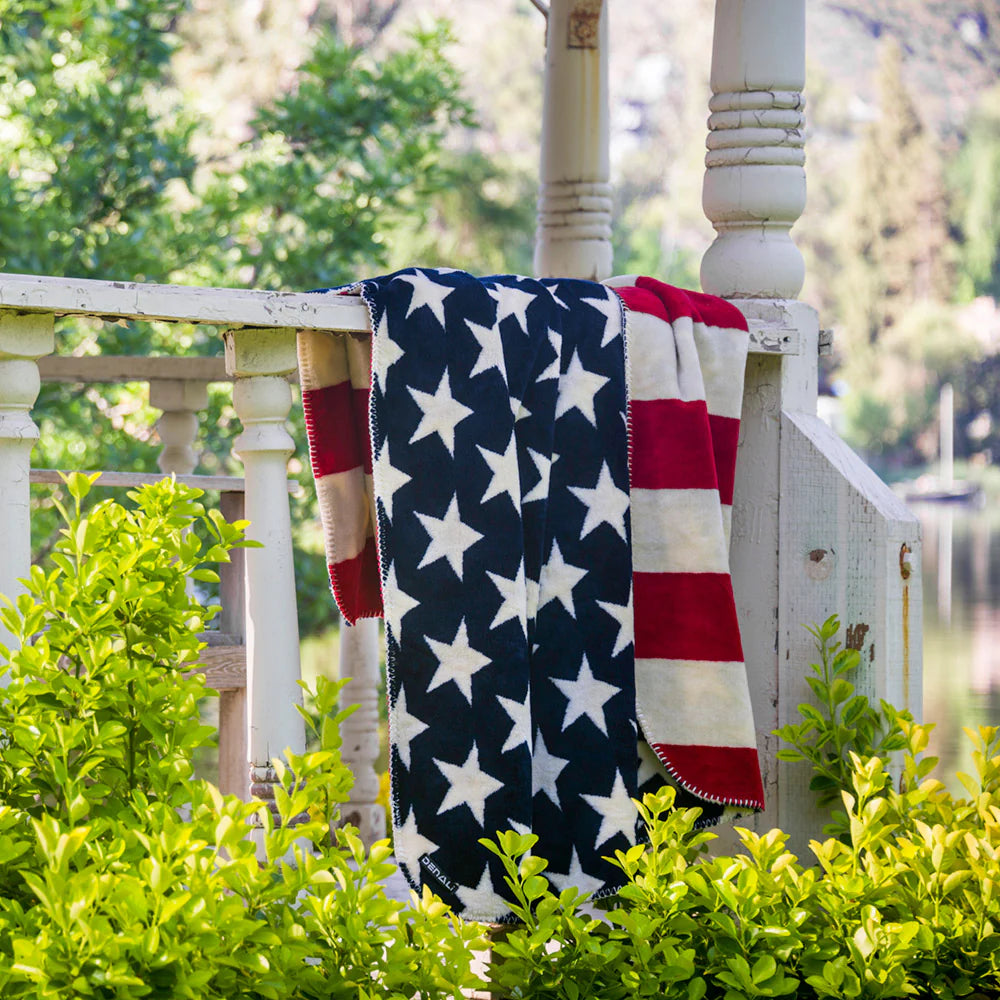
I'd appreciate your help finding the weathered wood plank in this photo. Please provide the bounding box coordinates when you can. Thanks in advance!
[193,646,247,690]
[29,469,300,494]
[0,272,369,332]
[39,354,230,383]
[201,631,243,648]
[777,412,922,855]
[723,352,782,854]
[219,689,248,798]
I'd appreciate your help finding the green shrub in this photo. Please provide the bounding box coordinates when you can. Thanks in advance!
[482,619,1000,1000]
[484,723,1000,999]
[0,474,486,998]
[774,616,911,838]
[4,484,1000,1000]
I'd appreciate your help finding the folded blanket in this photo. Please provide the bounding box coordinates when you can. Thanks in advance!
[609,277,764,815]
[299,269,763,920]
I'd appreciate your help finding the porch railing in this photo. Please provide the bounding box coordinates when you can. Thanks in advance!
[1,269,808,848]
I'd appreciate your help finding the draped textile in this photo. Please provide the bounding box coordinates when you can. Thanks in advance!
[299,269,763,920]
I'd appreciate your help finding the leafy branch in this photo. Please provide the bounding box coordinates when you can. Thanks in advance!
[775,615,911,836]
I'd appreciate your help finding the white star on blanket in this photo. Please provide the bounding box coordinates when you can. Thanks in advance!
[408,373,473,456]
[434,745,504,827]
[425,619,491,703]
[552,655,620,736]
[569,461,630,541]
[488,282,536,333]
[415,497,483,578]
[396,271,455,327]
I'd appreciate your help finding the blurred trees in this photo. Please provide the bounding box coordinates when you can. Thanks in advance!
[951,85,1000,303]
[4,0,1000,589]
[0,0,473,634]
[828,39,996,468]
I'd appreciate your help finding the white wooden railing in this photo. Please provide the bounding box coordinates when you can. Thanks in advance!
[0,268,811,848]
[0,278,375,832]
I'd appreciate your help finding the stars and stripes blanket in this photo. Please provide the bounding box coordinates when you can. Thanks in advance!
[298,269,764,921]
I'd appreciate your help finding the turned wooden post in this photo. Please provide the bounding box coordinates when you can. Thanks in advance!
[218,490,249,800]
[703,0,921,853]
[225,327,304,825]
[0,312,54,663]
[338,617,385,845]
[534,0,612,282]
[151,379,207,477]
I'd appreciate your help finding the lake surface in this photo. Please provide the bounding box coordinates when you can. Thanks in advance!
[917,501,1000,790]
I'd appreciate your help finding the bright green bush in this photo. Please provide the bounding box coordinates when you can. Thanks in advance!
[0,475,485,998]
[483,621,1000,1000]
[774,616,912,839]
[4,485,999,999]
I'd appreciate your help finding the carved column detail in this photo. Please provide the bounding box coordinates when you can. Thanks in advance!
[339,617,385,847]
[0,311,54,664]
[701,0,806,299]
[701,0,922,859]
[225,327,304,822]
[534,0,612,281]
[150,379,208,476]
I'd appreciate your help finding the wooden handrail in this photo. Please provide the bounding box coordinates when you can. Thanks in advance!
[0,271,368,332]
[0,271,800,354]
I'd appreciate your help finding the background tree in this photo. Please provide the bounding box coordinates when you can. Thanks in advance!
[951,84,1000,302]
[0,0,472,634]
[831,39,968,464]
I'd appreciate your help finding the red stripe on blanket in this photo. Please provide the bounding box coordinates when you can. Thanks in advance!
[615,285,670,323]
[633,572,743,661]
[630,399,718,491]
[708,413,739,506]
[353,388,373,474]
[302,383,372,477]
[651,743,764,809]
[330,536,382,624]
[684,288,750,332]
[634,277,749,332]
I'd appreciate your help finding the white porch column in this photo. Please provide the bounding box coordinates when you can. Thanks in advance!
[0,312,54,662]
[703,0,921,854]
[225,328,304,816]
[534,0,612,281]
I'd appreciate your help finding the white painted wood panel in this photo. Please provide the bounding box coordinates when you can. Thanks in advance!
[777,412,922,855]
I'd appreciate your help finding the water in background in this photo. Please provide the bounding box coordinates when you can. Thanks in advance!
[917,501,1000,789]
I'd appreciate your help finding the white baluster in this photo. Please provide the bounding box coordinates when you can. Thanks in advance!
[534,0,612,281]
[0,312,54,665]
[151,379,208,476]
[225,328,304,823]
[339,617,385,847]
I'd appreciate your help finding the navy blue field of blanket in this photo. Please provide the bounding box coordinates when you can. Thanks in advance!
[364,270,641,919]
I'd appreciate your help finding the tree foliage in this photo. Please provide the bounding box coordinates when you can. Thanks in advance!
[952,84,1000,302]
[0,0,474,635]
[832,40,976,464]
[0,0,197,281]
[836,40,951,360]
